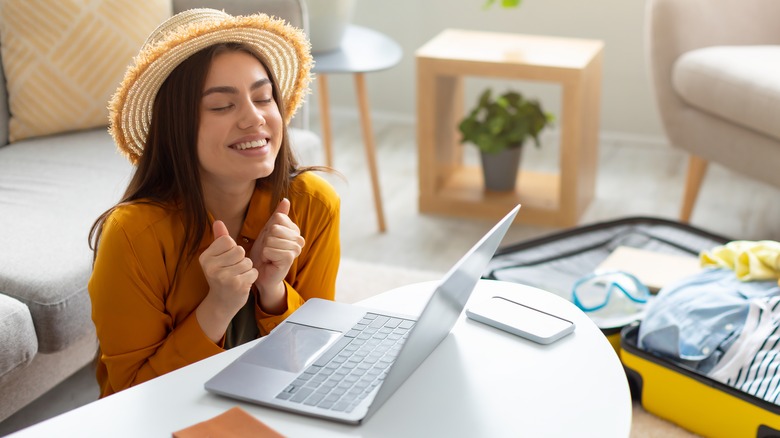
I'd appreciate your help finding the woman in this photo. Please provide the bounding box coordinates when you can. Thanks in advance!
[88,9,340,397]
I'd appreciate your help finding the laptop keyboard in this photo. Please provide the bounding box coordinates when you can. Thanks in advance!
[275,313,415,413]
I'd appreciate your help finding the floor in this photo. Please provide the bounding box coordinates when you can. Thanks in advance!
[2,112,779,436]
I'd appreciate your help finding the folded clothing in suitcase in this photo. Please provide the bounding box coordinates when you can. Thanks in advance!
[484,217,728,350]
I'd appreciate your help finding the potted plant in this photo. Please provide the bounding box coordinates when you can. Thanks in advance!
[458,89,554,192]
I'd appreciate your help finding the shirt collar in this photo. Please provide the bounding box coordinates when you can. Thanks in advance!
[199,187,272,250]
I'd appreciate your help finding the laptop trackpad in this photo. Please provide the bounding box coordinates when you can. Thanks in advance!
[241,323,340,373]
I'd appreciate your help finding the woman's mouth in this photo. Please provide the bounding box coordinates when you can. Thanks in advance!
[231,139,268,150]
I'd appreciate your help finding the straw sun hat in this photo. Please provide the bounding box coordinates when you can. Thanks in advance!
[109,8,313,164]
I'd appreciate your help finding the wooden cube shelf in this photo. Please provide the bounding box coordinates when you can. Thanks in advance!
[416,29,604,227]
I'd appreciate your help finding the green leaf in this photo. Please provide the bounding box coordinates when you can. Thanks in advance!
[478,89,492,108]
[483,0,522,8]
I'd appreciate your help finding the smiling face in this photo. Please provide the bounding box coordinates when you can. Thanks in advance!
[197,50,283,191]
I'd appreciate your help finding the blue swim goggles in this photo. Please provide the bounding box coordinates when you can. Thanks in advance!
[571,270,650,313]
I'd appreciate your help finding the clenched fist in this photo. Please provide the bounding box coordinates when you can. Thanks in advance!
[196,220,258,342]
[249,198,305,312]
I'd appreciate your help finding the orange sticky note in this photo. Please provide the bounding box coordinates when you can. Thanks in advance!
[172,406,284,438]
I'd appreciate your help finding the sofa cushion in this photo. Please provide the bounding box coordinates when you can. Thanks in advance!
[0,129,133,353]
[0,0,172,142]
[0,293,37,378]
[672,45,780,142]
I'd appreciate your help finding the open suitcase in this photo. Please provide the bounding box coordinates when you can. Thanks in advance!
[486,216,780,437]
[484,216,728,352]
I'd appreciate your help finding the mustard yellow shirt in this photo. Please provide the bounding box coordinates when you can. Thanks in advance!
[89,172,340,397]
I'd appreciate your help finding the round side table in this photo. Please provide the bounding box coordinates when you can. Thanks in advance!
[312,25,403,233]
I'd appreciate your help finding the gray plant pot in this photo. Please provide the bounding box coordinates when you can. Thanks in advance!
[480,147,522,192]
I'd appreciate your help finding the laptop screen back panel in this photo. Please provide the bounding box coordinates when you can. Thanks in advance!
[362,205,519,421]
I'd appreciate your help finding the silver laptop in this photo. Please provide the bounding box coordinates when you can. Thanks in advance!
[205,205,520,424]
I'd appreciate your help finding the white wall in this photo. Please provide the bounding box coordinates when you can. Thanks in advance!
[316,0,665,139]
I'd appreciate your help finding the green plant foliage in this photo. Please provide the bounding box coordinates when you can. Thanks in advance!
[458,89,554,154]
[483,0,522,9]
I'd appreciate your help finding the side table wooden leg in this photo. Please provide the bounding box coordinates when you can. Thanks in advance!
[317,75,334,167]
[354,73,387,233]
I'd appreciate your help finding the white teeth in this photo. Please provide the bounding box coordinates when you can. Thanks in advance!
[233,139,267,150]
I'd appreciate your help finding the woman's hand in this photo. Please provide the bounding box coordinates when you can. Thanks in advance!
[196,220,258,342]
[249,198,305,313]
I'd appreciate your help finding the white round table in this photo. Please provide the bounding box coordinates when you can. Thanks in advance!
[10,280,631,437]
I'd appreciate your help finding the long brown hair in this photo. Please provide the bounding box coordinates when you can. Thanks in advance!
[89,42,307,264]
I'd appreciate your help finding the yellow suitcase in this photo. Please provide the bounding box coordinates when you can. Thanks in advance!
[622,323,780,438]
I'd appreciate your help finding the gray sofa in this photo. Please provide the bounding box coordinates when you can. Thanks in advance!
[0,0,319,422]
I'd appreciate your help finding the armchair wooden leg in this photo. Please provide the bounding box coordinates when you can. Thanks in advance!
[680,154,708,223]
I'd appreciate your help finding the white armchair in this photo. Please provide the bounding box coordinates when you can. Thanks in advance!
[645,0,780,222]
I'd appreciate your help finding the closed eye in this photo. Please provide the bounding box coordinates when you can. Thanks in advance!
[210,104,234,112]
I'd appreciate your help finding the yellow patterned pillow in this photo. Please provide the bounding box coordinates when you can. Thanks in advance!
[0,0,172,142]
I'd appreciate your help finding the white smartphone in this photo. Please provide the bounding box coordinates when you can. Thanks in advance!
[466,296,575,344]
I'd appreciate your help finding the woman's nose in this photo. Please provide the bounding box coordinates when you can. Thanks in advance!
[238,102,265,129]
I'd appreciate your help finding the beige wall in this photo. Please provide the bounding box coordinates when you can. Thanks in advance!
[315,0,664,139]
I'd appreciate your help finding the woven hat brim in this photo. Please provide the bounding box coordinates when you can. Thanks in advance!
[108,11,312,164]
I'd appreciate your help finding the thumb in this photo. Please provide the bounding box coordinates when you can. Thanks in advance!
[212,220,229,240]
[275,198,290,216]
